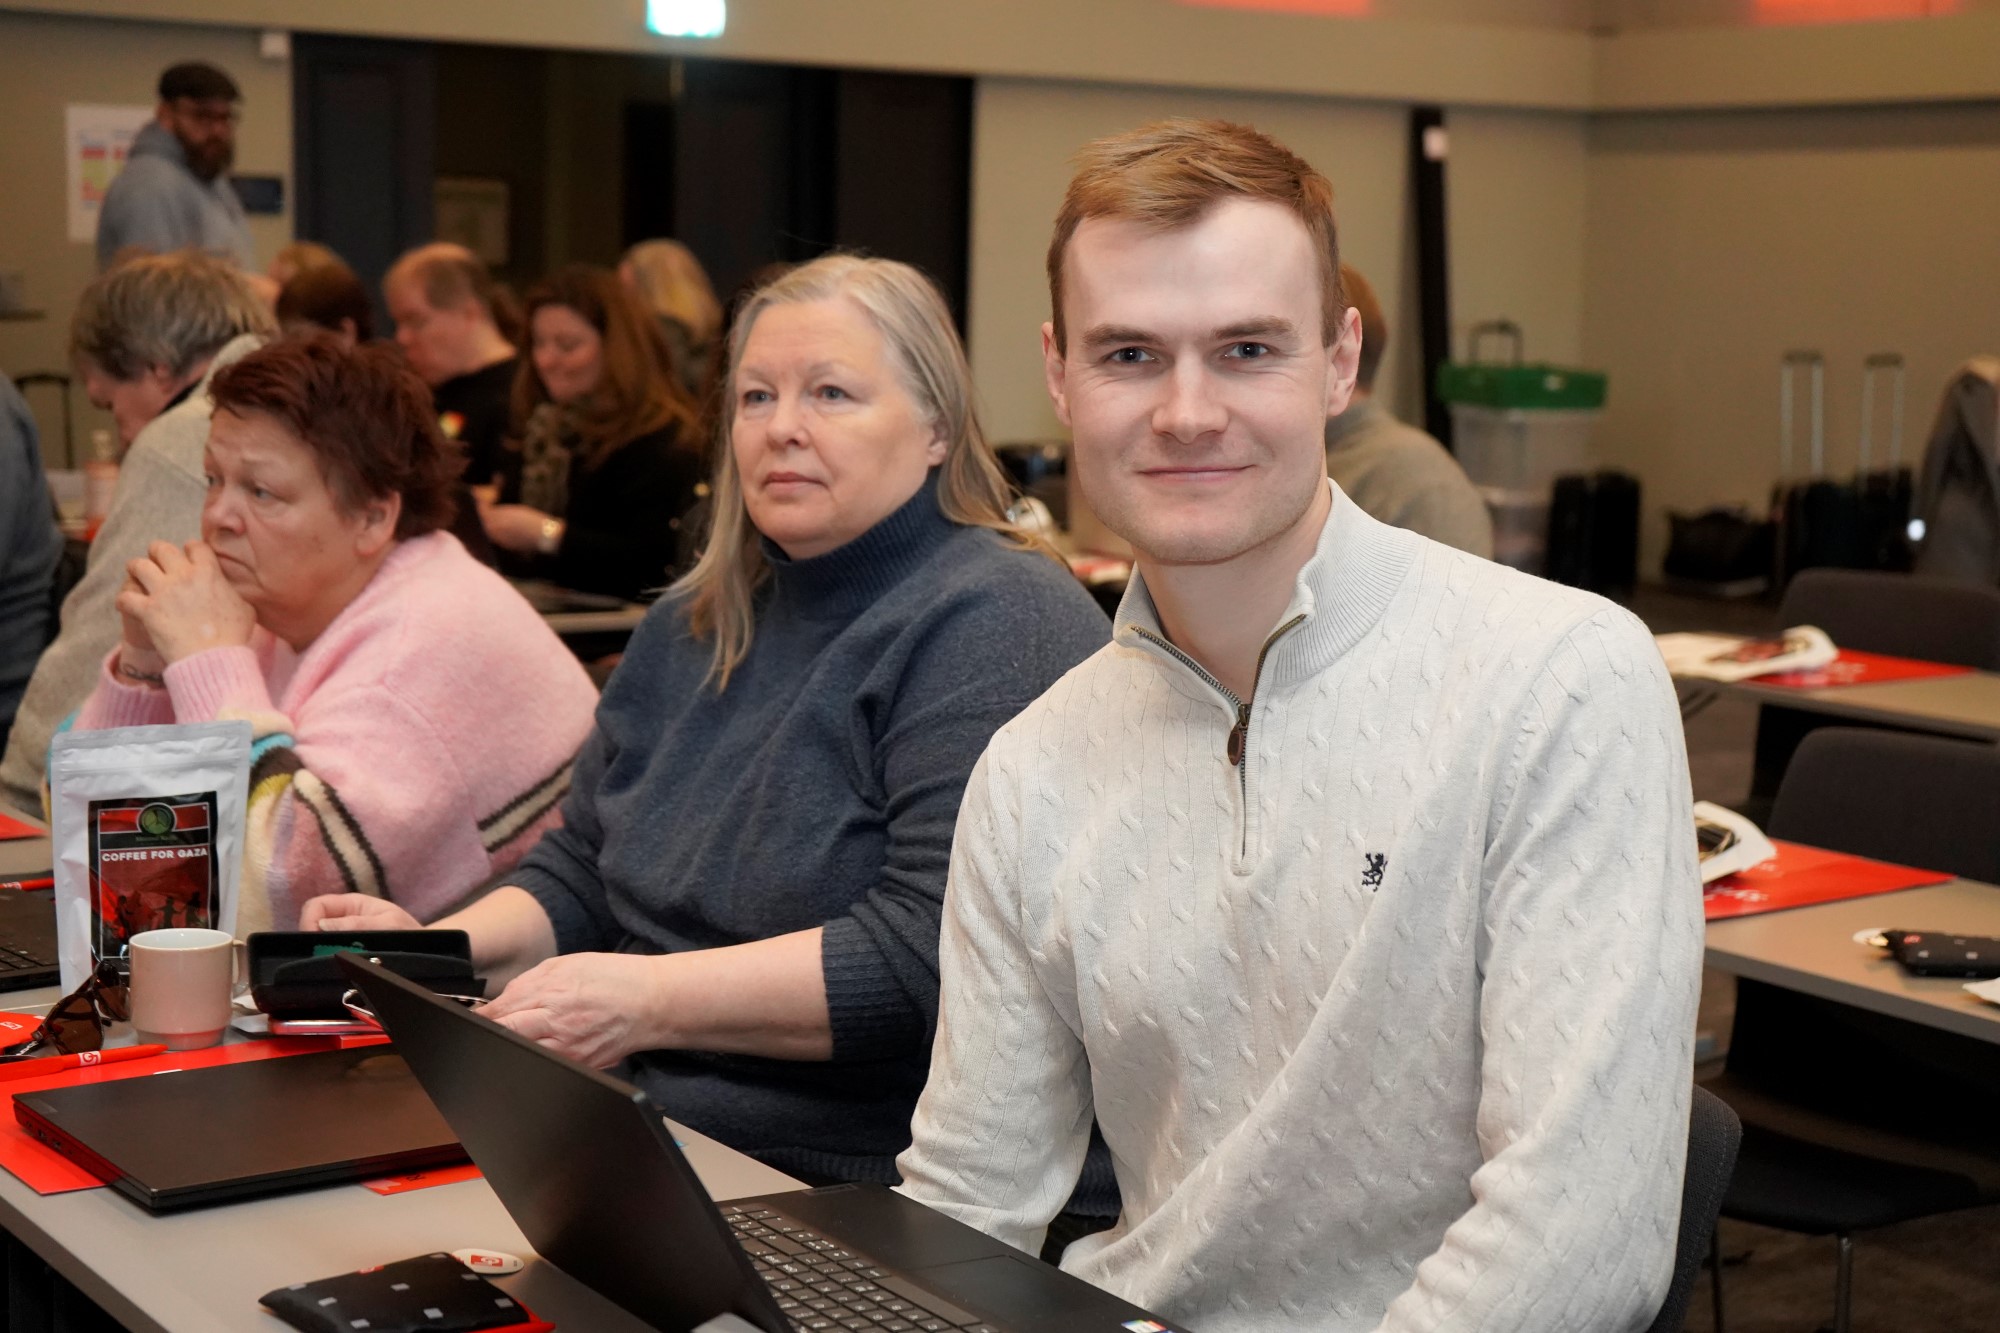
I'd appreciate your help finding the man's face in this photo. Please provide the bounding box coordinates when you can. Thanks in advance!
[162,97,237,182]
[82,359,182,450]
[386,276,474,387]
[1044,198,1360,569]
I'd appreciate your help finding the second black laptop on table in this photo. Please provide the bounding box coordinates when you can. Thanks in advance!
[339,954,1187,1333]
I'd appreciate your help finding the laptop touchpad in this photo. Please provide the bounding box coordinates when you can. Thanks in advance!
[919,1254,1152,1329]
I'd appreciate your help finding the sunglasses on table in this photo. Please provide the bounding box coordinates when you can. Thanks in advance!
[0,958,131,1060]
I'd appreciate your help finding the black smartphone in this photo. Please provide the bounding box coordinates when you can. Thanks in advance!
[1879,931,2000,978]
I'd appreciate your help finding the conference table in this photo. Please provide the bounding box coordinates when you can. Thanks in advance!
[1718,671,2000,744]
[1705,879,2000,1047]
[0,817,805,1331]
[511,579,650,640]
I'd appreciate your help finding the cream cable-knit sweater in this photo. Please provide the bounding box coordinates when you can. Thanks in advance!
[898,483,1702,1332]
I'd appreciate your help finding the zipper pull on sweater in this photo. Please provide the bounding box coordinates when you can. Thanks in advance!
[1227,704,1249,766]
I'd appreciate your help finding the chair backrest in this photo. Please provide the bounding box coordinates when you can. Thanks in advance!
[1644,1085,1742,1333]
[1769,728,2000,883]
[1775,567,2000,669]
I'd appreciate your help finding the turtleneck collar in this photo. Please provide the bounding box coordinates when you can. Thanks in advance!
[1323,397,1387,451]
[763,468,956,621]
[1114,480,1417,696]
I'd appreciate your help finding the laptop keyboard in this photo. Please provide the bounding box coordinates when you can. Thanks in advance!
[0,928,55,973]
[721,1204,1004,1333]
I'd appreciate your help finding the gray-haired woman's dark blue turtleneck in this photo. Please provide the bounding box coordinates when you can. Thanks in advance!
[513,472,1110,1185]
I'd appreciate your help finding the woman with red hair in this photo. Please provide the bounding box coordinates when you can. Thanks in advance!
[73,335,598,931]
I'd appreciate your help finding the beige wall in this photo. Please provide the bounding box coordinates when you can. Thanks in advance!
[1583,101,2000,572]
[0,9,289,460]
[4,0,1594,110]
[1600,0,1999,30]
[967,82,1590,443]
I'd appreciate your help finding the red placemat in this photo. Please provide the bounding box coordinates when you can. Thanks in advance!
[0,812,41,842]
[0,1034,384,1193]
[362,1161,483,1195]
[1755,649,1974,689]
[1704,839,1951,921]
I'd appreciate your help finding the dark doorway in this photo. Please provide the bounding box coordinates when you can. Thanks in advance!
[621,61,974,330]
[299,42,975,343]
[291,35,437,331]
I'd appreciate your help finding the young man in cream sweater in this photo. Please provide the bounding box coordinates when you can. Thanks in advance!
[896,120,1703,1332]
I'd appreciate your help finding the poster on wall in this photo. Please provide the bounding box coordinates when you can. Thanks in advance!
[434,177,510,267]
[66,104,153,244]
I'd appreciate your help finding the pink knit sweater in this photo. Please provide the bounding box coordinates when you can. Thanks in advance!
[77,532,598,931]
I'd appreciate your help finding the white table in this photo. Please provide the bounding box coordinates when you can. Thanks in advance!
[0,827,809,1333]
[1705,879,2000,1046]
[1715,672,2000,744]
[0,822,49,880]
[0,975,805,1333]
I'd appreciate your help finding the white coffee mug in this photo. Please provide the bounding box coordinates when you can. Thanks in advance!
[128,928,240,1050]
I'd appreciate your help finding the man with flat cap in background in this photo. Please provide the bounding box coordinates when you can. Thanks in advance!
[96,61,254,271]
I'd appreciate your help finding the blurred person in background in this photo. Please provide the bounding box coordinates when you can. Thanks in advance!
[74,336,596,931]
[384,243,520,489]
[267,240,340,290]
[619,239,722,399]
[1324,263,1492,558]
[1,252,273,813]
[277,261,374,347]
[96,62,254,272]
[0,376,62,753]
[480,264,704,599]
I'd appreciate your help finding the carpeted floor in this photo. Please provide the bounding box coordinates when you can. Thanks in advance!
[1630,586,2000,1333]
[1684,1213,2000,1333]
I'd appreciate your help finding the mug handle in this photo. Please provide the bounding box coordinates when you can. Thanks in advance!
[230,938,251,998]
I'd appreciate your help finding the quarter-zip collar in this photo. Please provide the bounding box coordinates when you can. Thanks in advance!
[1112,479,1417,692]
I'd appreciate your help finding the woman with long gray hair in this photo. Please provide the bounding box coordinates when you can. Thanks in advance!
[305,253,1110,1189]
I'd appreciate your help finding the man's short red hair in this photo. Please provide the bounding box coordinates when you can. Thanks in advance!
[1047,118,1344,352]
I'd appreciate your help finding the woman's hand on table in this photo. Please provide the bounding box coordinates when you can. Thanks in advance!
[301,893,423,933]
[480,952,669,1069]
[117,540,255,664]
[478,498,560,555]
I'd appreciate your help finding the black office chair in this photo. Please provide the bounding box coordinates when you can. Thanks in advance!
[1644,1086,1741,1333]
[1706,728,2000,1332]
[1745,569,2000,821]
[1777,568,2000,668]
[1767,728,2000,884]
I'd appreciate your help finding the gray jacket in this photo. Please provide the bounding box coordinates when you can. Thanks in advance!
[95,121,254,271]
[0,377,62,746]
[1325,398,1494,559]
[1912,356,2000,586]
[0,335,262,813]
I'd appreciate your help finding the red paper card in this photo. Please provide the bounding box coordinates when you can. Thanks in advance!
[361,1161,484,1195]
[1704,839,1951,921]
[1755,649,1973,689]
[0,811,41,842]
[0,1034,384,1194]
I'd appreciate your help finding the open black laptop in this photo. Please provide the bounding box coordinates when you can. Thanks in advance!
[0,889,65,992]
[339,955,1187,1333]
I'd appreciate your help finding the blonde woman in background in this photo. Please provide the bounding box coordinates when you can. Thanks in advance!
[304,253,1112,1196]
[619,238,722,397]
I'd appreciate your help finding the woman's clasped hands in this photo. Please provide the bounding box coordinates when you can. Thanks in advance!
[115,539,257,674]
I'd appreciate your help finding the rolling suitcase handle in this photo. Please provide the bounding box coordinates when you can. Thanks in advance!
[1780,350,1825,481]
[1466,318,1524,366]
[1859,351,1905,473]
